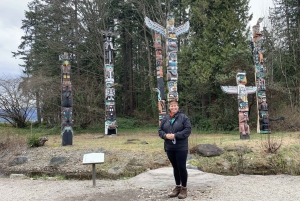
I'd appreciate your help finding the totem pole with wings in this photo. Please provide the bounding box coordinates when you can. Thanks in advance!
[221,71,257,139]
[145,13,189,124]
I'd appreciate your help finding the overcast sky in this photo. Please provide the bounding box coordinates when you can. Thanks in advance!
[0,0,273,77]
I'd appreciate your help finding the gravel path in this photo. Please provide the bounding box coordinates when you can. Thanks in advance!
[1,167,300,201]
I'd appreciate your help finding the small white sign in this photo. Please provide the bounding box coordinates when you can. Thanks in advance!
[83,153,104,164]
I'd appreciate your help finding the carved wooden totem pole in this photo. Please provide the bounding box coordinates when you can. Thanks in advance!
[152,32,166,124]
[252,18,270,134]
[221,71,257,139]
[145,12,189,124]
[61,52,73,145]
[102,30,117,135]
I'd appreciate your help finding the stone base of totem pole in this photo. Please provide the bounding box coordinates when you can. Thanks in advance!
[62,131,73,146]
[105,128,117,135]
[240,133,250,139]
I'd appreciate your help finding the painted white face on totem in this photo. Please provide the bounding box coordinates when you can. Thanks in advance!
[169,102,179,114]
[236,72,247,85]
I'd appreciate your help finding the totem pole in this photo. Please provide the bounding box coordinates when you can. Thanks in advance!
[102,30,117,135]
[61,52,73,146]
[221,71,257,139]
[145,12,189,124]
[152,32,166,124]
[252,18,270,134]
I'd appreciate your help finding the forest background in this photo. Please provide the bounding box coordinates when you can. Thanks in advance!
[1,0,299,133]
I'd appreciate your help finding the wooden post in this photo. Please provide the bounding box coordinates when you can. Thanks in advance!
[151,32,166,124]
[252,18,271,134]
[60,52,73,146]
[221,71,257,139]
[102,30,118,134]
[145,13,189,123]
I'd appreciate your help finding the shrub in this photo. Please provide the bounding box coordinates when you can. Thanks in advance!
[269,105,299,131]
[260,134,282,153]
[117,117,141,129]
[27,134,41,147]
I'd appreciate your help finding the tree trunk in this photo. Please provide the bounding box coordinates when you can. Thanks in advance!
[202,93,210,118]
[129,36,134,115]
[36,91,41,123]
[298,0,300,110]
[74,0,80,75]
[142,11,156,117]
[122,26,129,115]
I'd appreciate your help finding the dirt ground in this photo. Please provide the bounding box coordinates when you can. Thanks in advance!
[2,133,300,200]
[2,167,300,201]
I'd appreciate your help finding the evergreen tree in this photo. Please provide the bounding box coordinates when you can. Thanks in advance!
[180,0,253,130]
[267,0,300,109]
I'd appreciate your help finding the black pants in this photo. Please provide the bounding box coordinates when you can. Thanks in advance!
[166,150,188,187]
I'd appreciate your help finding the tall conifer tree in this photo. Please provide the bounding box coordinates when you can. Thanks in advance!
[179,0,253,130]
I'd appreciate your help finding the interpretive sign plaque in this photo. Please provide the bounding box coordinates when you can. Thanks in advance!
[83,153,104,164]
[83,153,104,186]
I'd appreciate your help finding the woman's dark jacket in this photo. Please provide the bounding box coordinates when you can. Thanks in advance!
[158,111,191,151]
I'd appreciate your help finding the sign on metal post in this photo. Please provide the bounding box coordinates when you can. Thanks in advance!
[82,153,104,187]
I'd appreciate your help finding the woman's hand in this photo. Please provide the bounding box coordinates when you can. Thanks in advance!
[165,133,175,140]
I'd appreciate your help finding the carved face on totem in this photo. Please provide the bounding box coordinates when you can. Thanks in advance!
[236,72,247,85]
[106,88,115,102]
[62,60,70,73]
[167,38,178,52]
[62,108,72,122]
[167,14,175,27]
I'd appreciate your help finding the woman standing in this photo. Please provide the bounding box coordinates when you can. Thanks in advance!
[158,100,192,199]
